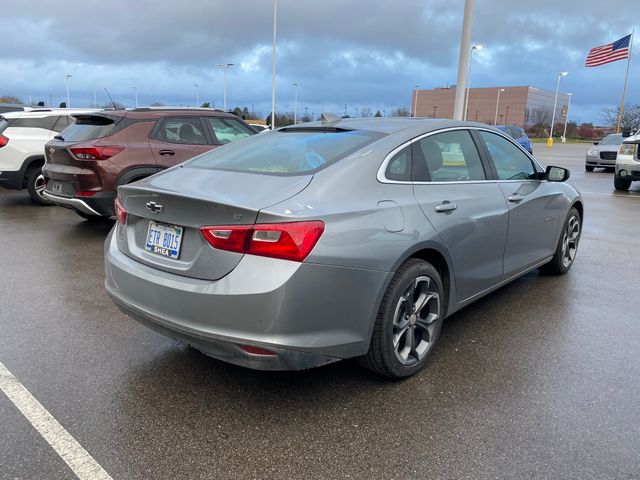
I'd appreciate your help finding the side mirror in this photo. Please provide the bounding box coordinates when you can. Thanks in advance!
[546,165,570,182]
[593,141,599,145]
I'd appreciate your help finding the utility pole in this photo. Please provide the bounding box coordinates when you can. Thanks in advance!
[292,83,298,124]
[453,0,474,120]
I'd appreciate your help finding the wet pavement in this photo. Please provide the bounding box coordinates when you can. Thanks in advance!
[1,143,639,479]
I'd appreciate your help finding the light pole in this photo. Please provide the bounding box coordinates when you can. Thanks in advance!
[270,0,277,129]
[355,107,359,118]
[475,110,479,121]
[547,71,568,147]
[132,86,138,108]
[304,106,308,120]
[216,63,234,111]
[413,84,420,117]
[433,105,438,118]
[493,88,505,125]
[193,84,199,107]
[453,0,475,120]
[505,105,510,124]
[292,83,298,124]
[463,44,482,121]
[562,93,572,143]
[64,74,72,108]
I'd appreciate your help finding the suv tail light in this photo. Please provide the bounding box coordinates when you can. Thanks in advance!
[200,221,325,262]
[69,145,124,160]
[0,134,8,148]
[114,197,127,224]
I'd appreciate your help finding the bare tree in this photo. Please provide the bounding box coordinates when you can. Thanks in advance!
[360,107,373,118]
[601,105,640,132]
[390,107,411,117]
[0,95,23,104]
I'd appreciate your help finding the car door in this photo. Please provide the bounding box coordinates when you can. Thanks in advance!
[148,116,214,169]
[411,129,509,302]
[476,130,563,276]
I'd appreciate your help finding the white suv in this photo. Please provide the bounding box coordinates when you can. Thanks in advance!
[0,109,98,204]
[615,132,640,191]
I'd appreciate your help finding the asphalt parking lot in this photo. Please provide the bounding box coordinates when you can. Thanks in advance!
[1,143,639,480]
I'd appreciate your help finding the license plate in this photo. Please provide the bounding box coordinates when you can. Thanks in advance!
[145,221,183,259]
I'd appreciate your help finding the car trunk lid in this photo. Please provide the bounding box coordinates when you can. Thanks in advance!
[116,166,313,280]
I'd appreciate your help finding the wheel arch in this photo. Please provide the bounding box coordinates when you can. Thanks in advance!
[20,155,45,187]
[571,199,584,223]
[115,166,162,188]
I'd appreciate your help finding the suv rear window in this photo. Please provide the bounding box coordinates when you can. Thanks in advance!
[10,116,58,130]
[59,115,116,141]
[188,128,383,175]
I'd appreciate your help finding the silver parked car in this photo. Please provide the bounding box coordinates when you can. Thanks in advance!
[585,133,623,171]
[105,118,583,378]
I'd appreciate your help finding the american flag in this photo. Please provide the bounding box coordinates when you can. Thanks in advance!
[585,34,632,67]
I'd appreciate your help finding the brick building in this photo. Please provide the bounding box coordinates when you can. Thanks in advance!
[412,86,570,127]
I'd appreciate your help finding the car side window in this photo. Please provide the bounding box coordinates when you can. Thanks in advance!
[205,117,254,144]
[11,116,58,130]
[52,116,74,133]
[152,117,207,145]
[412,130,486,182]
[479,131,536,180]
[509,127,522,139]
[385,146,411,181]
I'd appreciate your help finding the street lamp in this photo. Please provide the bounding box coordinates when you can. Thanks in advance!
[216,63,234,111]
[355,107,359,118]
[132,86,138,108]
[475,110,479,121]
[193,84,199,107]
[413,84,420,117]
[562,93,573,143]
[493,88,505,125]
[548,71,568,147]
[453,0,475,120]
[292,83,298,124]
[64,74,72,108]
[433,105,438,118]
[270,0,277,129]
[463,44,482,121]
[505,105,510,124]
[304,106,308,119]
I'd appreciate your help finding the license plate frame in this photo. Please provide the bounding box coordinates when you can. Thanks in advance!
[145,221,184,259]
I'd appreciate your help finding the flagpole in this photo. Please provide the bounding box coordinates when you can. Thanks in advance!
[616,29,634,133]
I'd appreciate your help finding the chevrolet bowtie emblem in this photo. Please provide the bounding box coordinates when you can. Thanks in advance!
[145,201,164,214]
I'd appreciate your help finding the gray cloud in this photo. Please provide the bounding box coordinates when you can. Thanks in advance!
[2,0,637,122]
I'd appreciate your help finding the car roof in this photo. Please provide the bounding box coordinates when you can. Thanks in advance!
[283,117,499,136]
[2,109,100,119]
[83,107,241,120]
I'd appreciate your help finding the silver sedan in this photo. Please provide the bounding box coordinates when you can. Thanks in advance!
[105,117,583,378]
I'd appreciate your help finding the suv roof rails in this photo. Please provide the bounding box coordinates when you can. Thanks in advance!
[129,107,226,112]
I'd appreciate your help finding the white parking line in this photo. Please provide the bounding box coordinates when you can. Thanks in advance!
[580,191,640,198]
[0,360,113,480]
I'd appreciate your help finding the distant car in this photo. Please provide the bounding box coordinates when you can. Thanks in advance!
[43,108,256,221]
[614,132,640,191]
[585,133,623,172]
[496,125,532,154]
[0,104,32,114]
[0,109,97,204]
[105,118,583,378]
[249,124,269,132]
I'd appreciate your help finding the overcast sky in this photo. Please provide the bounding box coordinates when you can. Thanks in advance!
[2,0,637,123]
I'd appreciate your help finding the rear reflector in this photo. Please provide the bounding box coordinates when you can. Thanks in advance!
[0,134,8,148]
[75,191,96,197]
[200,221,325,262]
[69,145,124,160]
[238,345,277,356]
[114,197,127,224]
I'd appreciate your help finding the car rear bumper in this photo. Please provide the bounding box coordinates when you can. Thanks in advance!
[43,190,115,216]
[104,229,391,370]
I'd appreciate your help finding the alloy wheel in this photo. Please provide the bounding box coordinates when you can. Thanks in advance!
[392,276,441,366]
[34,173,47,200]
[561,215,580,268]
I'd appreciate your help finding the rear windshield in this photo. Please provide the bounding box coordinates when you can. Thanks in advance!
[187,129,384,175]
[59,115,117,142]
[600,134,622,145]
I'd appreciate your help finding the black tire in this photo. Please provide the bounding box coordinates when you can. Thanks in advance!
[540,207,581,275]
[585,165,595,172]
[26,167,53,206]
[75,210,111,223]
[614,176,631,191]
[358,259,444,379]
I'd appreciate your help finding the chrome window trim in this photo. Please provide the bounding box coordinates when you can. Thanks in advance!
[377,125,543,184]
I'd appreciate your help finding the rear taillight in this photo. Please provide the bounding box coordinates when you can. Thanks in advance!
[200,221,325,262]
[0,134,8,148]
[69,145,124,160]
[238,345,277,356]
[115,197,127,224]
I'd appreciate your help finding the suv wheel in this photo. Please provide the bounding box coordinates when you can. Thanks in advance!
[358,259,444,379]
[614,176,631,191]
[26,167,53,206]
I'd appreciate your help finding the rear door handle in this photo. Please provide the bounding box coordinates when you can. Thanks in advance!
[434,202,458,213]
[158,149,175,156]
[508,193,524,203]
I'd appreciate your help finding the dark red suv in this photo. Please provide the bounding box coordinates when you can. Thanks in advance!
[42,108,256,220]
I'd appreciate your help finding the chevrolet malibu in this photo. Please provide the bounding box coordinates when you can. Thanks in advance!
[105,117,583,378]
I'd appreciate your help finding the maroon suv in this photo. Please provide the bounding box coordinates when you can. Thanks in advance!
[42,108,256,220]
